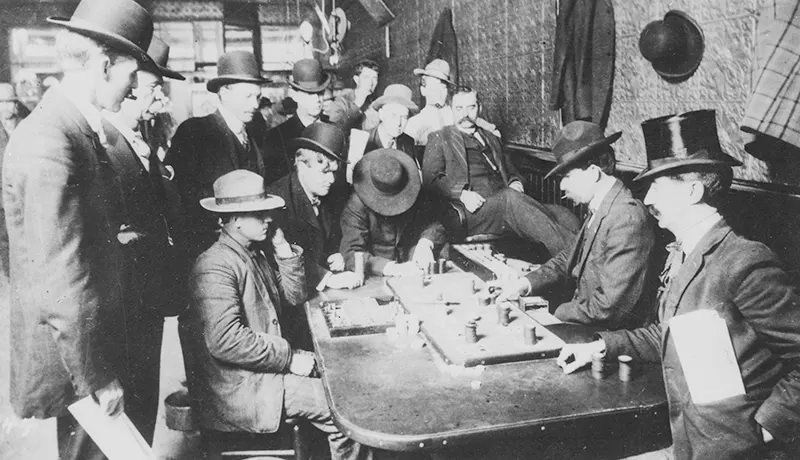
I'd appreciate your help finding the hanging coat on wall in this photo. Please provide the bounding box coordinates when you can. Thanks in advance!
[549,0,615,127]
[426,8,459,87]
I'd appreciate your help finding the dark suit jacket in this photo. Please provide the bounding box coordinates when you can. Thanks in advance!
[4,88,122,418]
[600,221,800,458]
[165,110,264,260]
[526,180,657,329]
[366,127,417,163]
[262,115,305,185]
[422,125,521,201]
[265,171,341,288]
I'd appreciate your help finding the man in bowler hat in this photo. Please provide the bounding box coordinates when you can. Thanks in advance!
[263,58,330,184]
[166,50,267,261]
[557,110,800,459]
[2,0,155,458]
[498,121,658,330]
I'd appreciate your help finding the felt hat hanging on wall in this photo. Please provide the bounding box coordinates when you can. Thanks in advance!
[639,10,704,82]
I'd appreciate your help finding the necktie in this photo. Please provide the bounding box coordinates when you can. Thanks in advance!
[388,138,397,149]
[310,196,320,216]
[658,242,684,300]
[239,129,249,149]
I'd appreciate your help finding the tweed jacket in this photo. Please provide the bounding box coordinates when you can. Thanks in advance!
[4,88,123,418]
[599,221,800,459]
[266,171,341,288]
[262,115,305,185]
[422,125,522,201]
[526,180,657,329]
[165,110,265,259]
[180,230,306,432]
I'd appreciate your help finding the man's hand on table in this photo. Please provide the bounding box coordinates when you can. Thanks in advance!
[326,271,364,289]
[556,340,606,374]
[493,277,531,302]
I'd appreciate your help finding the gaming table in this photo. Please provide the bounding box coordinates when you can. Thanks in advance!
[305,276,671,459]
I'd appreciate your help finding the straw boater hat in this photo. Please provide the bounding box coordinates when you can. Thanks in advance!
[292,122,346,162]
[207,51,266,93]
[639,10,704,81]
[413,59,454,86]
[634,109,741,182]
[288,59,330,93]
[353,148,421,217]
[200,170,285,213]
[370,84,419,112]
[0,83,18,102]
[47,0,155,67]
[544,121,622,179]
[145,37,185,81]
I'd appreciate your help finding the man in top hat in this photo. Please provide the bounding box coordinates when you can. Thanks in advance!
[340,148,446,278]
[365,84,419,165]
[1,0,155,458]
[166,50,267,261]
[180,170,372,460]
[557,110,800,459]
[100,36,185,444]
[497,121,658,330]
[263,58,330,184]
[324,59,380,132]
[423,86,579,257]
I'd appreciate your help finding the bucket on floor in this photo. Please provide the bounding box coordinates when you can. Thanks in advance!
[165,389,196,431]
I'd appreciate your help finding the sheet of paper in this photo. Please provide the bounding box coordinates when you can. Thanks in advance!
[68,396,154,460]
[669,309,745,404]
[347,128,370,184]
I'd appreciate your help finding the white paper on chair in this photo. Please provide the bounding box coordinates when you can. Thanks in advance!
[68,396,154,460]
[669,309,745,404]
[347,128,370,184]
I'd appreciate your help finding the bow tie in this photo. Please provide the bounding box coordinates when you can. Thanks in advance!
[310,196,321,207]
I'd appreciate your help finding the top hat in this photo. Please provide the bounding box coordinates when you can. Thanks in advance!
[144,37,185,81]
[292,122,346,162]
[370,84,419,112]
[0,83,18,102]
[289,59,330,93]
[545,121,622,179]
[639,10,704,81]
[634,110,741,181]
[353,148,421,216]
[200,170,285,213]
[206,51,267,93]
[47,0,154,67]
[413,59,454,86]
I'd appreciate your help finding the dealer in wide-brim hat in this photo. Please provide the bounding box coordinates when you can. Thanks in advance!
[144,37,185,81]
[200,170,285,213]
[206,51,267,93]
[292,122,346,162]
[639,10,704,81]
[370,84,419,112]
[544,121,622,180]
[413,59,454,86]
[288,59,330,93]
[353,148,421,217]
[634,109,741,182]
[47,0,155,67]
[0,83,19,102]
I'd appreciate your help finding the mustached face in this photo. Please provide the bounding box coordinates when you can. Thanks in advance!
[452,92,478,130]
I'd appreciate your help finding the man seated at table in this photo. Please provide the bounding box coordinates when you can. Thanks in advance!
[340,148,446,278]
[180,170,371,460]
[556,110,800,459]
[364,84,418,166]
[498,121,658,329]
[422,86,579,256]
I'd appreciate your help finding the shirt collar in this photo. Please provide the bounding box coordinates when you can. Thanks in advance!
[296,170,321,207]
[61,87,106,144]
[296,112,318,128]
[377,125,396,148]
[218,105,245,135]
[588,175,617,214]
[675,210,722,256]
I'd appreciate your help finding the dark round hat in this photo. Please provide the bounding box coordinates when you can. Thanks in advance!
[144,37,185,81]
[545,121,621,179]
[639,10,704,81]
[289,59,330,93]
[292,122,346,162]
[353,148,421,216]
[206,51,267,93]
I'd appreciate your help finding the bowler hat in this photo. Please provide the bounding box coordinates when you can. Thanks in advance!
[634,110,741,181]
[413,59,454,86]
[0,83,18,102]
[47,0,154,67]
[144,37,185,81]
[293,122,346,162]
[289,59,330,93]
[545,121,622,179]
[639,10,704,81]
[371,84,419,112]
[200,170,285,213]
[353,148,421,216]
[206,51,266,93]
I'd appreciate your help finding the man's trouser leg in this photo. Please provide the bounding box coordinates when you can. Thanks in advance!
[57,413,106,460]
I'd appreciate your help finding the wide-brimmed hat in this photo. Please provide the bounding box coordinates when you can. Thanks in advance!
[353,148,421,216]
[639,10,704,81]
[413,59,454,86]
[545,121,622,179]
[634,110,741,181]
[370,84,419,112]
[288,59,330,93]
[292,122,346,162]
[200,170,285,213]
[0,83,18,102]
[144,37,185,81]
[206,51,267,93]
[47,0,154,67]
